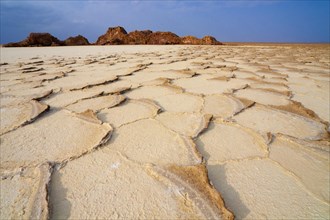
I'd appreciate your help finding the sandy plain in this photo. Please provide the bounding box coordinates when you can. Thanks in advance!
[0,44,329,219]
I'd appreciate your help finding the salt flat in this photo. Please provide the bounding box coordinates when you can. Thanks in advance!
[0,45,329,219]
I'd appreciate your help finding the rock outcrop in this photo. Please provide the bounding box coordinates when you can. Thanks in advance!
[4,33,64,47]
[147,32,182,45]
[181,36,203,45]
[4,33,90,47]
[127,30,153,44]
[96,26,129,45]
[96,26,222,45]
[181,35,222,45]
[4,26,222,46]
[201,36,220,45]
[64,35,90,46]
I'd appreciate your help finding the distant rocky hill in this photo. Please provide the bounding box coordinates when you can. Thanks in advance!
[4,33,64,47]
[3,26,222,47]
[64,35,90,46]
[4,33,90,47]
[96,26,221,45]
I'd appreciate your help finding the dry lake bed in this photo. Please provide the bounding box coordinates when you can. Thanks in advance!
[0,44,329,219]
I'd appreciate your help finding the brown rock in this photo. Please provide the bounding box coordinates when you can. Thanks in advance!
[180,35,222,45]
[4,33,63,47]
[95,26,129,45]
[147,32,182,45]
[202,36,222,45]
[95,27,184,45]
[127,30,153,44]
[4,26,223,46]
[64,35,90,46]
[23,33,63,46]
[2,42,21,47]
[181,36,202,45]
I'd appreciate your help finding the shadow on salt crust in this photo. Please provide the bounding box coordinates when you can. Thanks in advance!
[49,150,234,219]
[207,159,329,219]
[269,135,330,203]
[0,165,50,220]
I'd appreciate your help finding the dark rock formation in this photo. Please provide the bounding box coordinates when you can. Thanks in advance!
[181,36,202,45]
[127,30,153,44]
[147,32,182,45]
[201,36,222,45]
[95,27,184,45]
[4,33,64,47]
[64,35,90,46]
[95,26,222,45]
[24,33,63,46]
[3,26,222,46]
[3,42,22,47]
[96,26,129,45]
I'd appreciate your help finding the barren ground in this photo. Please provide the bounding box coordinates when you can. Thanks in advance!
[1,45,329,219]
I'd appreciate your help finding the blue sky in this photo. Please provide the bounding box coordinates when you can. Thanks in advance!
[1,0,329,43]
